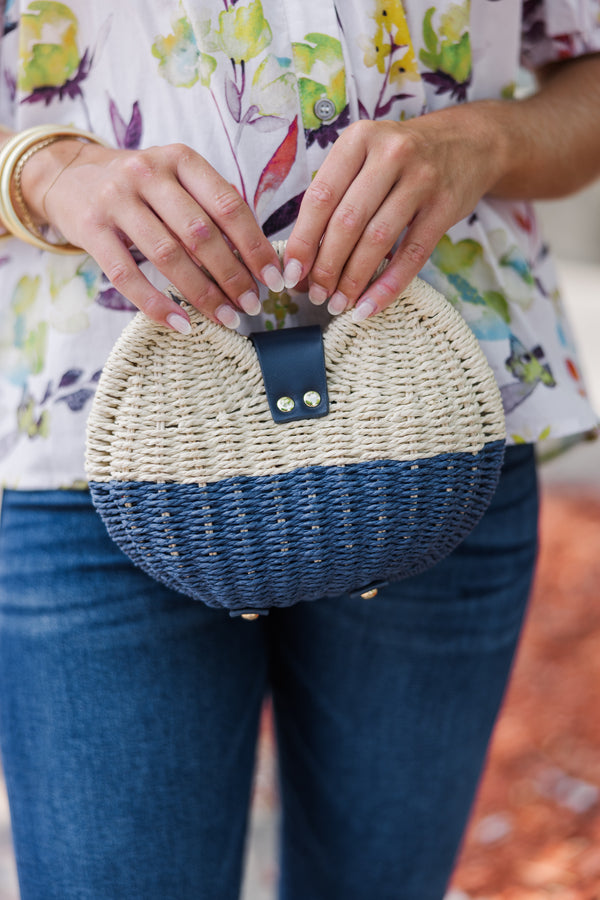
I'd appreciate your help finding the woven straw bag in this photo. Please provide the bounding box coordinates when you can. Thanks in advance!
[86,245,506,617]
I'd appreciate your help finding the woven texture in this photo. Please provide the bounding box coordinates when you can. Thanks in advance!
[86,269,506,612]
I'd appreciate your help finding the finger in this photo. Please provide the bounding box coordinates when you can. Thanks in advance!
[90,231,195,333]
[327,180,424,314]
[349,209,443,322]
[306,161,399,309]
[175,150,284,293]
[142,176,262,315]
[116,201,244,328]
[283,128,368,294]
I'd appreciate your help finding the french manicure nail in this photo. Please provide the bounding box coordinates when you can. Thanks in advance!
[351,298,377,322]
[238,290,261,316]
[283,258,302,289]
[261,264,285,293]
[216,304,241,329]
[328,291,348,315]
[308,284,328,305]
[166,313,192,335]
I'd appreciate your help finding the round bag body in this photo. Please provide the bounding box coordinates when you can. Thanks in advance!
[85,275,506,616]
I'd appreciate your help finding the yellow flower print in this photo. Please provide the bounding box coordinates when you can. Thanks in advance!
[360,0,419,83]
[216,0,272,65]
[19,1,80,92]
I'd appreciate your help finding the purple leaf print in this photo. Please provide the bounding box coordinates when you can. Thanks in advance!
[376,93,414,119]
[4,68,16,103]
[305,105,350,149]
[59,369,83,388]
[56,388,95,412]
[90,370,103,383]
[96,287,137,311]
[109,99,142,149]
[225,76,242,123]
[21,49,93,106]
[262,191,304,237]
[422,70,471,102]
[358,100,371,120]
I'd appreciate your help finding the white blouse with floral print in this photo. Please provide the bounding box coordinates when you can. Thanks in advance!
[0,0,598,488]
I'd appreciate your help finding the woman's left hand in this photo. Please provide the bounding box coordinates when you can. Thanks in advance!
[283,105,506,320]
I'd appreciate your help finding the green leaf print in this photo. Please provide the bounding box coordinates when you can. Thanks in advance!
[19,1,80,92]
[292,33,345,130]
[431,234,481,274]
[419,3,472,101]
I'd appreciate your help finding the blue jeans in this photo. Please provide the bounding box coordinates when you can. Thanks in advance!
[0,445,538,900]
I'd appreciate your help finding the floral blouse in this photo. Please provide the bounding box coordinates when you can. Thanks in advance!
[0,0,598,488]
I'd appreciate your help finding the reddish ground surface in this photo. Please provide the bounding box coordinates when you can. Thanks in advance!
[450,489,600,900]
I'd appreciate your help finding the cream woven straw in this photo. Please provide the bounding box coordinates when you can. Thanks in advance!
[86,245,506,616]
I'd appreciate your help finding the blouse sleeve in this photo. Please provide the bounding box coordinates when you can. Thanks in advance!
[521,0,600,69]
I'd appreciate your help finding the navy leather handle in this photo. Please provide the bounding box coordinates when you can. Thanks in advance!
[250,325,329,424]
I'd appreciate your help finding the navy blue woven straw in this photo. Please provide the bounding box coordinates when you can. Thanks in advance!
[86,271,506,616]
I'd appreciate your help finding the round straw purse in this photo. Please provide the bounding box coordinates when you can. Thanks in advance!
[86,247,506,617]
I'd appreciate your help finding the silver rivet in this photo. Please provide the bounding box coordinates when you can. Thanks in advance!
[303,390,321,408]
[314,97,336,121]
[276,396,295,412]
[360,589,379,599]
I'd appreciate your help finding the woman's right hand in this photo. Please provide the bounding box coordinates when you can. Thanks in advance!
[19,139,284,333]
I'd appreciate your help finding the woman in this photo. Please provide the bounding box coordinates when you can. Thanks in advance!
[0,1,598,898]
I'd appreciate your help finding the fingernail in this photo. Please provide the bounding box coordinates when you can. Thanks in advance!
[351,298,377,322]
[261,264,285,293]
[238,290,261,316]
[327,291,348,315]
[166,313,192,335]
[308,284,328,305]
[283,258,302,289]
[216,304,241,329]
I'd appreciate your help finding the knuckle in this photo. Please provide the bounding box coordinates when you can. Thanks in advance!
[306,179,335,209]
[333,203,362,232]
[188,281,221,311]
[213,188,246,220]
[219,266,244,290]
[96,179,122,208]
[365,219,394,248]
[401,240,429,267]
[182,216,212,251]
[389,131,419,163]
[151,236,180,267]
[169,142,194,164]
[106,262,133,291]
[243,234,269,259]
[311,259,337,283]
[338,271,362,295]
[120,148,158,180]
[345,119,373,144]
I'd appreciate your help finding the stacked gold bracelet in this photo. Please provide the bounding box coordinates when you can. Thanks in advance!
[0,125,108,254]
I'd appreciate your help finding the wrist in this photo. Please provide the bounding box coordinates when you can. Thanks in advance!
[17,138,85,225]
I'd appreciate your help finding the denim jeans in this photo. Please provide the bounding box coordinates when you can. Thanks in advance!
[0,445,538,900]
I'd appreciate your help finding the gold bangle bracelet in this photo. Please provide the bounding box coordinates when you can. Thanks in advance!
[12,136,67,237]
[0,125,109,255]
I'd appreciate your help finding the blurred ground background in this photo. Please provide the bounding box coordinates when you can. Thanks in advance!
[0,187,599,899]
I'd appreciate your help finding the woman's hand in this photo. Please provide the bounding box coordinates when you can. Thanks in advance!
[283,51,600,322]
[282,106,506,321]
[20,140,284,332]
